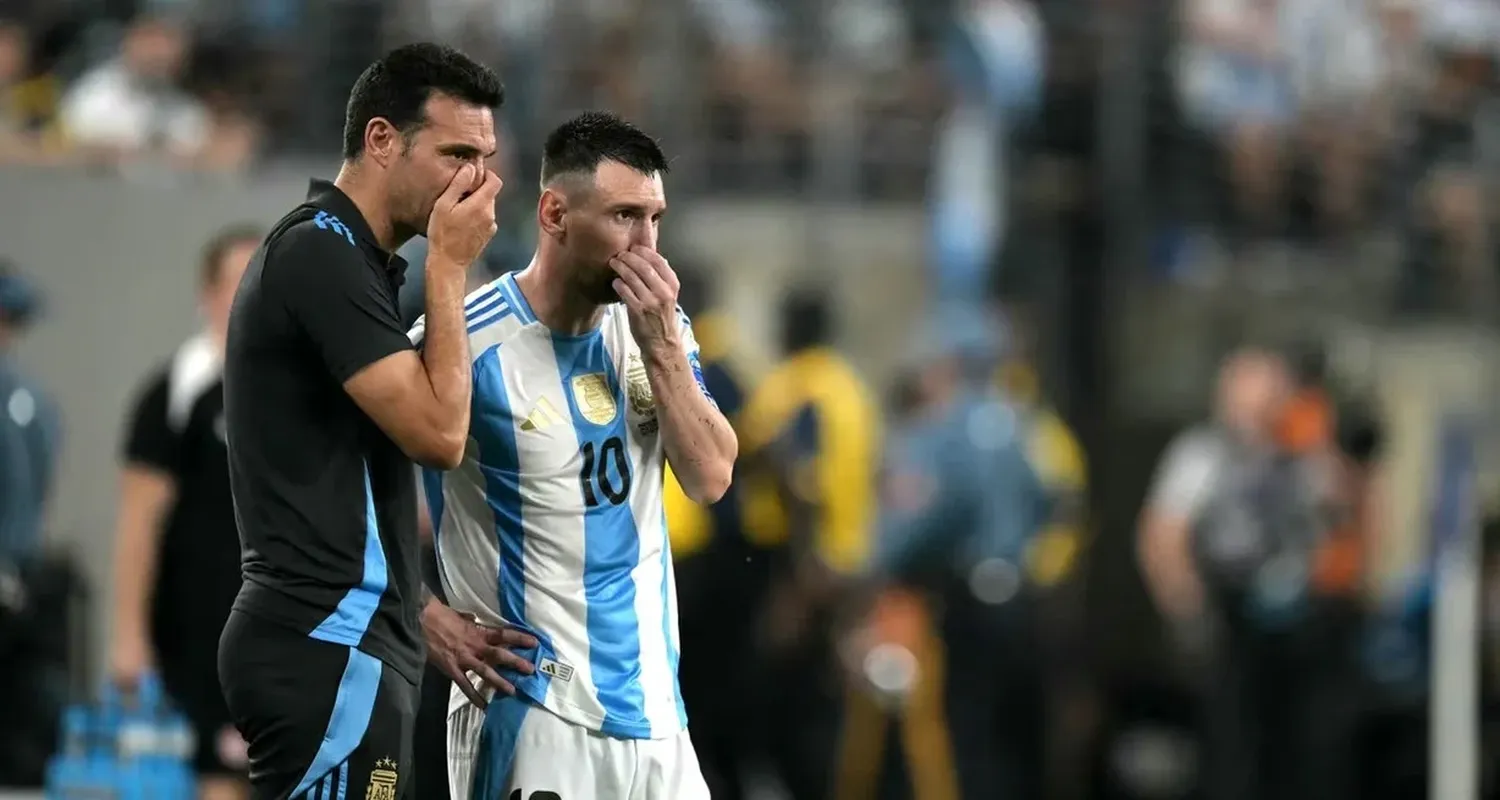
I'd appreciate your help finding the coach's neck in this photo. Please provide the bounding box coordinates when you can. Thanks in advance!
[333,163,402,252]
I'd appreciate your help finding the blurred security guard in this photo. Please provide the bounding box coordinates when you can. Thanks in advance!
[108,226,262,800]
[739,286,881,800]
[862,306,1049,800]
[663,264,750,800]
[0,262,60,565]
[1138,348,1347,800]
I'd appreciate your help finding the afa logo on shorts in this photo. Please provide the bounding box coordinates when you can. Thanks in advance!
[365,757,399,800]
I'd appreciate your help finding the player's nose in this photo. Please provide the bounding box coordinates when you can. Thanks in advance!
[631,224,657,251]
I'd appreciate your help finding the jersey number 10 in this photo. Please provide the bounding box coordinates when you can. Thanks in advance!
[579,436,631,507]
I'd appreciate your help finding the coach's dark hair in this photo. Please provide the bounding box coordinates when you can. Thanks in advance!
[342,43,504,160]
[201,224,264,288]
[540,112,669,186]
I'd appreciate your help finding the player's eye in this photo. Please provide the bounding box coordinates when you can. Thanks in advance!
[615,209,636,222]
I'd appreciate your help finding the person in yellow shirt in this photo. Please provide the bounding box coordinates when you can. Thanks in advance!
[739,286,881,800]
[661,265,753,800]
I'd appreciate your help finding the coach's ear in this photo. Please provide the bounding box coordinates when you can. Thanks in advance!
[537,187,567,241]
[365,117,401,167]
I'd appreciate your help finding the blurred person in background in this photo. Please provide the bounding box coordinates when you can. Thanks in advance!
[1176,0,1294,260]
[0,19,63,163]
[849,306,1048,800]
[995,307,1094,800]
[0,262,59,566]
[1284,0,1390,250]
[108,225,261,800]
[739,285,880,800]
[665,262,751,800]
[1138,346,1353,800]
[1393,0,1498,316]
[832,366,959,800]
[58,15,212,167]
[929,0,1044,302]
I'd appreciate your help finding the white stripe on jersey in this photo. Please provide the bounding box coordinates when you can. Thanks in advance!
[413,271,696,740]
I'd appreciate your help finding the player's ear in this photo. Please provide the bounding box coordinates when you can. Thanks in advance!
[365,118,400,167]
[537,188,567,241]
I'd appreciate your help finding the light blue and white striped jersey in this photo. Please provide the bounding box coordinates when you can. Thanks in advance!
[410,271,709,740]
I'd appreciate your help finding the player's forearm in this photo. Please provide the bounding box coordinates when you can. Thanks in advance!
[420,256,474,461]
[644,345,737,504]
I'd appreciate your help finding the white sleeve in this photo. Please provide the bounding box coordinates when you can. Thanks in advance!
[164,99,210,152]
[1147,431,1222,522]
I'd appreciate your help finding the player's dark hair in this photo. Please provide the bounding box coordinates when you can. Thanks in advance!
[342,43,504,160]
[200,224,263,288]
[540,112,669,185]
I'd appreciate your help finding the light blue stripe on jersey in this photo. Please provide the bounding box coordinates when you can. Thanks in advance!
[309,464,387,646]
[471,348,532,635]
[552,330,649,736]
[470,694,532,800]
[499,273,537,325]
[660,507,687,727]
[289,649,381,797]
[466,293,511,335]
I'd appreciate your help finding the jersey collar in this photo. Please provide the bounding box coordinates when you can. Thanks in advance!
[305,179,409,286]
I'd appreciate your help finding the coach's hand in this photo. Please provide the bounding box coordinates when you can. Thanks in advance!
[610,246,681,352]
[421,597,537,709]
[427,164,502,268]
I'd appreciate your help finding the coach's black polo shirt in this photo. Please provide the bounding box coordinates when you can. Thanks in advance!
[224,179,423,683]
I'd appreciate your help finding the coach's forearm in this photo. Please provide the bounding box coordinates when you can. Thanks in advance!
[421,256,473,456]
[644,344,737,504]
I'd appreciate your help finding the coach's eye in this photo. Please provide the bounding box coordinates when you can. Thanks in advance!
[615,210,635,222]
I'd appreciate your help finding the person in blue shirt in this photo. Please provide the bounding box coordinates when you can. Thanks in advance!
[0,263,61,565]
[863,305,1049,800]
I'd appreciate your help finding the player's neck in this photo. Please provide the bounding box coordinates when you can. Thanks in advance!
[513,259,605,336]
[332,164,402,252]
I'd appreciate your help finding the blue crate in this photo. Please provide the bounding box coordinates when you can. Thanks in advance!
[43,674,195,800]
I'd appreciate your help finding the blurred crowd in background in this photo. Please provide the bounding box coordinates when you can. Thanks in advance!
[2,0,1500,799]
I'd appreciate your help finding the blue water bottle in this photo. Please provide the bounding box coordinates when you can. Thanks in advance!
[43,706,92,798]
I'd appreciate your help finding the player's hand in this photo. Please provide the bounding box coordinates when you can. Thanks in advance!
[427,164,502,268]
[421,598,537,709]
[610,246,681,353]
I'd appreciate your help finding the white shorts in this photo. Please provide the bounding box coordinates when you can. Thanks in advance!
[448,689,711,800]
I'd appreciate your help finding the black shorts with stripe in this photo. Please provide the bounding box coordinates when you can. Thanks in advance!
[218,610,419,800]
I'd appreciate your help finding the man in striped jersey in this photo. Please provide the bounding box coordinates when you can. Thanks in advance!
[411,112,737,800]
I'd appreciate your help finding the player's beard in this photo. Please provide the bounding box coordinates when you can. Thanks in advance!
[576,263,620,306]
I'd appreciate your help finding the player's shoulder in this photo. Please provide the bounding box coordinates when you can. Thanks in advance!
[407,276,531,350]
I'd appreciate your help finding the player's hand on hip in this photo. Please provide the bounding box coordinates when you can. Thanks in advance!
[610,246,681,351]
[427,163,503,268]
[421,599,537,709]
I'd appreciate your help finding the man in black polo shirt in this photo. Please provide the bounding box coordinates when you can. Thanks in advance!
[218,43,534,800]
[109,225,263,800]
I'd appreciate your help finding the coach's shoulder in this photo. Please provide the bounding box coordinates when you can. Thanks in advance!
[261,213,370,291]
[270,213,363,263]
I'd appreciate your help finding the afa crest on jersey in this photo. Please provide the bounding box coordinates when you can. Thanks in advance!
[365,758,399,800]
[625,354,658,435]
[571,373,617,425]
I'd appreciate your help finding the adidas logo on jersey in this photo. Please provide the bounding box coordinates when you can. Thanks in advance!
[538,658,574,682]
[520,398,565,432]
